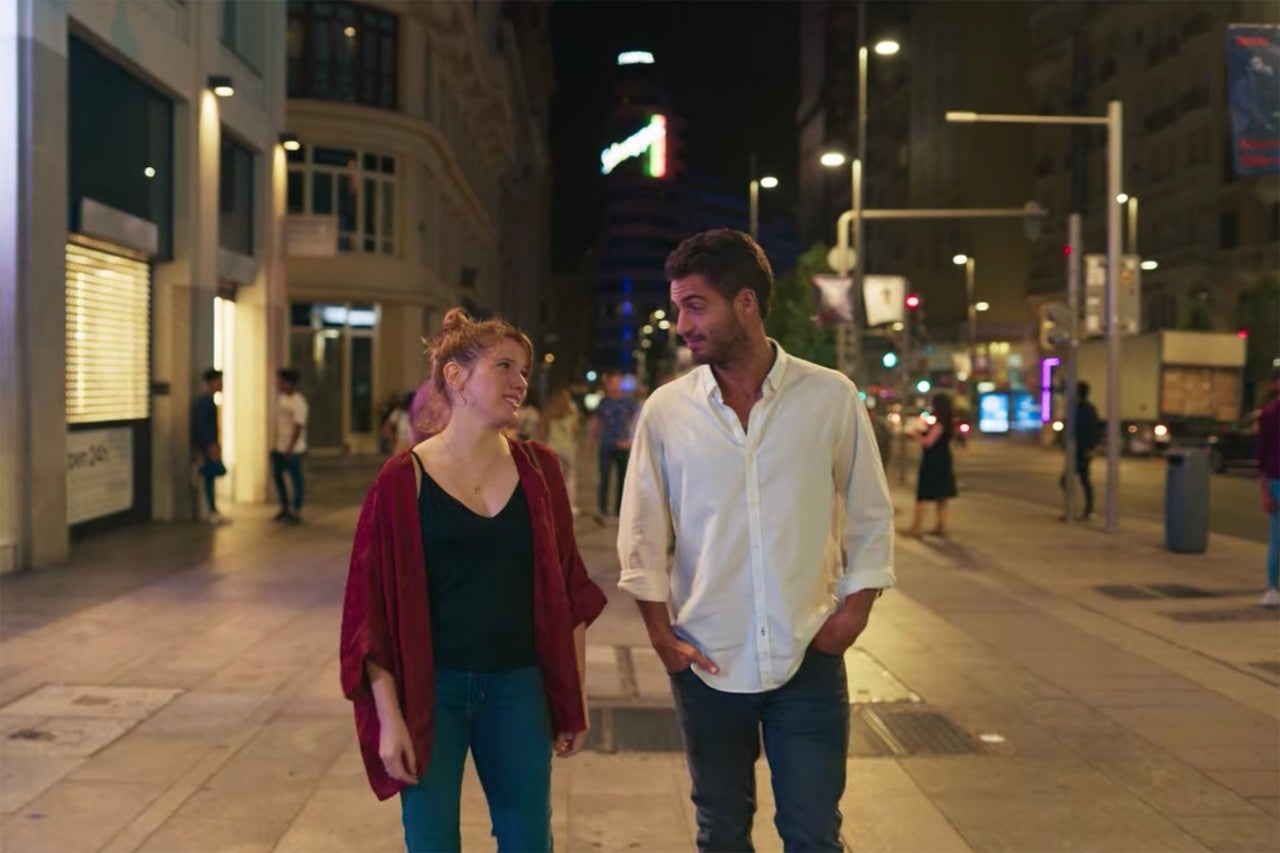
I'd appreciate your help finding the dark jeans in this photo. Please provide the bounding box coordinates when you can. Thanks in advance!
[597,446,629,516]
[198,449,223,513]
[400,666,552,852]
[1060,452,1094,516]
[669,647,849,852]
[270,451,305,512]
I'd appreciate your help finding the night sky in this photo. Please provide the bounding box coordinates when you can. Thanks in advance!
[548,1,800,271]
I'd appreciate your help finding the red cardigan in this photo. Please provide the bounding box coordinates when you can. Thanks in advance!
[339,440,607,800]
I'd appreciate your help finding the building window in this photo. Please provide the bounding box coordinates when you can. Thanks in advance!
[219,133,254,255]
[67,36,173,259]
[221,0,265,74]
[287,0,398,110]
[286,144,397,255]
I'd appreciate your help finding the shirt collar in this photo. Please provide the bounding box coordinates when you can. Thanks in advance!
[696,339,791,402]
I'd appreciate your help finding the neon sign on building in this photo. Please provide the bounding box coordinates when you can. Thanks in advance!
[600,115,667,178]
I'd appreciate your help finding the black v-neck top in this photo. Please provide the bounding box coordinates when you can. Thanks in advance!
[412,452,536,671]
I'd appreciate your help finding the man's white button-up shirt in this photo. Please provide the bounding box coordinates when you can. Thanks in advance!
[617,343,896,693]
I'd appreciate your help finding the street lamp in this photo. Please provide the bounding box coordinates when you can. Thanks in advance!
[952,253,977,381]
[947,101,1124,534]
[818,25,898,380]
[748,172,778,241]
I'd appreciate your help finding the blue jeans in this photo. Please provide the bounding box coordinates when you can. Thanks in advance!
[400,666,552,853]
[269,451,304,512]
[669,647,849,852]
[1268,479,1279,589]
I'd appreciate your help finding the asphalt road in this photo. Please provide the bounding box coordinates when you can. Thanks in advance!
[887,433,1268,545]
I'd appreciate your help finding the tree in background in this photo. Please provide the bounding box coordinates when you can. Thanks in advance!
[767,243,837,368]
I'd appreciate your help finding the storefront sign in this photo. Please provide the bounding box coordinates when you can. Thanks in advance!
[67,428,133,524]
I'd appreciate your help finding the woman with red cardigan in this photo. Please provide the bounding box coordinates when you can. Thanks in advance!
[340,309,606,851]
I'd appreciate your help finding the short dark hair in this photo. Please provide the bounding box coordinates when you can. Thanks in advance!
[663,228,774,319]
[278,368,301,385]
[1077,381,1090,400]
[201,368,222,382]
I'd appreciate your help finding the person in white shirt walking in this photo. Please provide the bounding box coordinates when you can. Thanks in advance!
[617,229,896,852]
[272,368,309,524]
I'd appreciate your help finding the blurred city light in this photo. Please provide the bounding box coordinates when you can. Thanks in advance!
[1116,193,1129,204]
[617,51,654,65]
[1140,259,1158,270]
[873,40,901,56]
[658,319,671,330]
[759,176,779,189]
[975,301,990,312]
[143,166,156,178]
[952,254,968,265]
[820,151,847,168]
[586,370,598,382]
[916,379,931,393]
[653,309,665,320]
[882,351,898,368]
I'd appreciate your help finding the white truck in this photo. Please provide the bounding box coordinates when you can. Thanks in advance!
[1075,330,1247,455]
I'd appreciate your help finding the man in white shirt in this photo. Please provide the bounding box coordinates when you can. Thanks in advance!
[272,367,309,524]
[618,229,895,851]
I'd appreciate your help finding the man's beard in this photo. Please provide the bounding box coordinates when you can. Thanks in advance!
[692,316,751,368]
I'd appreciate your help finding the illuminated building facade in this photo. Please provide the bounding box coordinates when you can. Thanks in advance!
[592,50,688,375]
[3,0,288,571]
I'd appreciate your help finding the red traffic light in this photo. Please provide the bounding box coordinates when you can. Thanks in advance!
[905,293,921,310]
[1237,329,1249,339]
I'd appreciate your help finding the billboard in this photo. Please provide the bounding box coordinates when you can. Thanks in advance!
[1227,24,1280,176]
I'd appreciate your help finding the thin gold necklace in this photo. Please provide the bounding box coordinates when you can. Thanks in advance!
[440,436,505,495]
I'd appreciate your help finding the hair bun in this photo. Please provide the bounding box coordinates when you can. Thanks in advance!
[441,307,472,333]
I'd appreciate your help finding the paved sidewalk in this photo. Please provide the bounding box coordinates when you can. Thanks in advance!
[1,440,1276,852]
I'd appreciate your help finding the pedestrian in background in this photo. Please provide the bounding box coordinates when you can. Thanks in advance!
[271,367,308,524]
[517,394,541,441]
[539,387,581,516]
[618,229,894,852]
[589,371,636,522]
[381,391,416,456]
[902,392,958,538]
[339,308,606,852]
[191,368,230,525]
[1060,381,1101,521]
[1257,368,1279,607]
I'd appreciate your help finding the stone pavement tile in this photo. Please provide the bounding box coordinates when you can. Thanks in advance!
[275,783,403,853]
[567,791,693,851]
[66,734,210,786]
[1,780,159,852]
[1204,769,1280,800]
[899,756,1208,852]
[843,759,972,852]
[0,753,82,814]
[0,684,182,720]
[1172,813,1280,853]
[1057,732,1259,817]
[133,689,270,738]
[1250,798,1280,818]
[136,816,280,853]
[167,717,351,826]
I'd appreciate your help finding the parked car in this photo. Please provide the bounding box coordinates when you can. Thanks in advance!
[1204,410,1259,474]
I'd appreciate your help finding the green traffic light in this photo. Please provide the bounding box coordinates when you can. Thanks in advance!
[882,352,899,368]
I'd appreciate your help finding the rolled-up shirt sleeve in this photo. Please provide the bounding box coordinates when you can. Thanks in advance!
[617,406,673,602]
[835,390,896,597]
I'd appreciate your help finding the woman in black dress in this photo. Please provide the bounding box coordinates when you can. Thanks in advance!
[903,393,958,537]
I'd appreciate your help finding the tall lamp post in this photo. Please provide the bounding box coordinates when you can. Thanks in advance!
[952,253,977,381]
[748,174,778,242]
[821,27,899,380]
[947,101,1123,533]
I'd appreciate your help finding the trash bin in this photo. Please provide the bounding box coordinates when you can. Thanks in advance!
[1165,449,1209,553]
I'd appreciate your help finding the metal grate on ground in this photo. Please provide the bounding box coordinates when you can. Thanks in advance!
[586,704,983,757]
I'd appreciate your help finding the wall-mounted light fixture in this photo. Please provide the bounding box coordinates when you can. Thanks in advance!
[279,133,301,152]
[207,75,234,98]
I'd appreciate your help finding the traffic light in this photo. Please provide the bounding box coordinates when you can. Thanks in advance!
[905,293,921,311]
[882,351,899,369]
[1039,301,1071,350]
